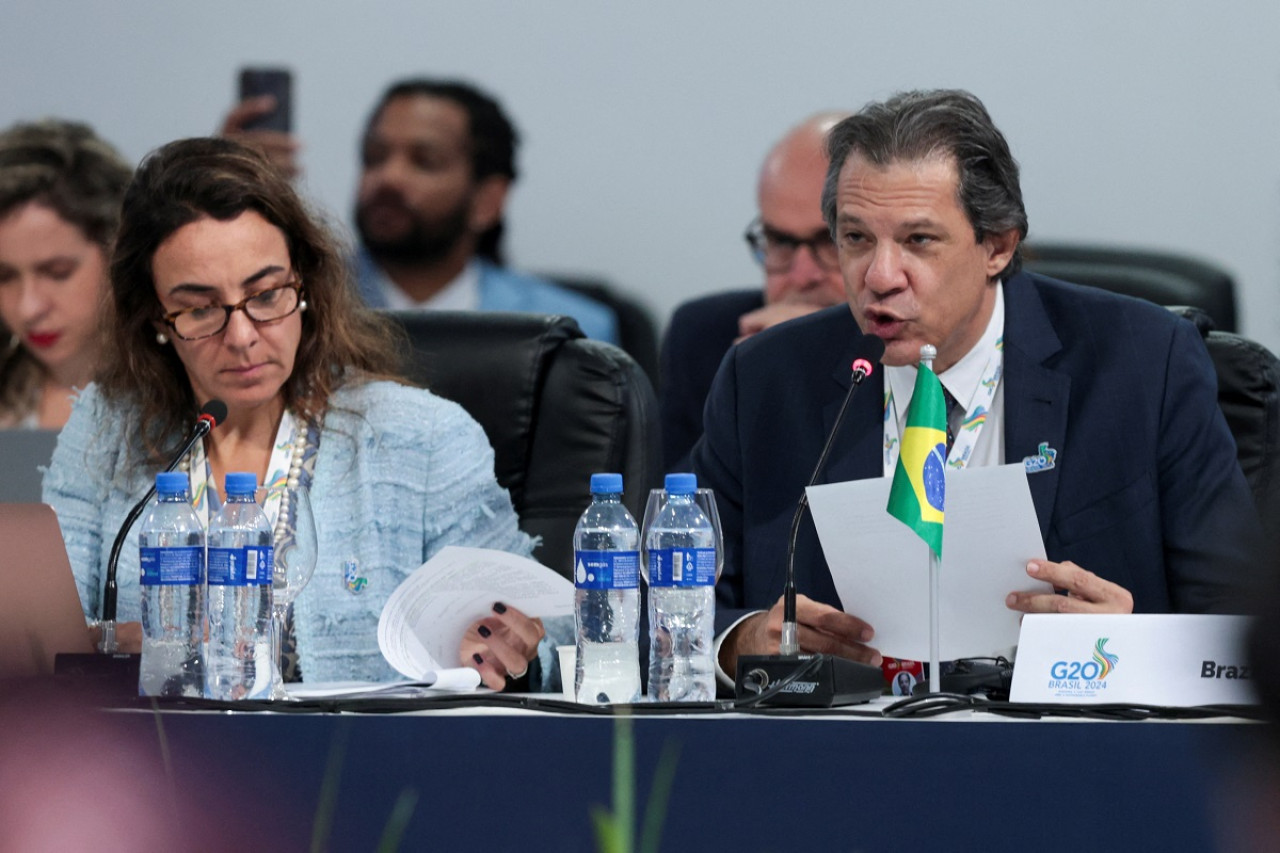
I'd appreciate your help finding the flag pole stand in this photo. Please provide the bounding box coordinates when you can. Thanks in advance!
[921,343,942,695]
[888,342,947,695]
[928,548,941,693]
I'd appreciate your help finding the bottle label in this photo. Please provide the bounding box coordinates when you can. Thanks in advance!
[647,547,716,587]
[208,546,274,586]
[140,546,203,586]
[574,549,640,590]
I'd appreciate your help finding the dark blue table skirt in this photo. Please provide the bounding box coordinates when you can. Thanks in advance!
[95,706,1263,852]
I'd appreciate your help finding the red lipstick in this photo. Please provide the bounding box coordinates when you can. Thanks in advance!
[25,331,61,349]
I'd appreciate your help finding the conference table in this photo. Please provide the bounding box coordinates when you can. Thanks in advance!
[38,687,1268,853]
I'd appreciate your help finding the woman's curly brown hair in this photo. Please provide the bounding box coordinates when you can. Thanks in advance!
[100,136,405,463]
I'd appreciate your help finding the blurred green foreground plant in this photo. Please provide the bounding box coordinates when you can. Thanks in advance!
[591,714,681,853]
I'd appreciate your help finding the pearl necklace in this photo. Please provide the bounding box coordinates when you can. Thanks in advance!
[179,410,310,540]
[274,412,309,544]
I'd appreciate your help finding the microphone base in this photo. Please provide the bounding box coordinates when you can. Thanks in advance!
[734,653,884,707]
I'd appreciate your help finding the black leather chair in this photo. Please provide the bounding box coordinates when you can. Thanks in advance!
[543,274,662,391]
[1024,243,1238,332]
[383,310,662,578]
[1168,306,1280,523]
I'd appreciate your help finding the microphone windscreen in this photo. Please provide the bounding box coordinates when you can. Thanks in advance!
[200,399,228,427]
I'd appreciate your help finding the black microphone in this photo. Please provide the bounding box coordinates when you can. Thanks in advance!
[779,344,882,655]
[97,399,227,653]
[735,336,887,707]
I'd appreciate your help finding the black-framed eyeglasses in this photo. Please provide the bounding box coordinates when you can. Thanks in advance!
[743,218,840,273]
[161,280,304,341]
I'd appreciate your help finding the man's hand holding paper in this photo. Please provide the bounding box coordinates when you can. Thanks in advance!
[1007,559,1135,615]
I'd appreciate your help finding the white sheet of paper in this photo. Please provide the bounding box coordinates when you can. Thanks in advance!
[377,546,575,681]
[807,462,1052,660]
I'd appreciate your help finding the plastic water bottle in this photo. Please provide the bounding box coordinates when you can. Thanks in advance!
[205,472,274,700]
[573,472,641,704]
[646,473,717,702]
[138,471,206,698]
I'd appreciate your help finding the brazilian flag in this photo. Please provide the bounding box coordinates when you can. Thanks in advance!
[887,363,947,557]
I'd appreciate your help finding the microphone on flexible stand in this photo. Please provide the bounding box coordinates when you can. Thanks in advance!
[96,399,227,653]
[735,336,887,707]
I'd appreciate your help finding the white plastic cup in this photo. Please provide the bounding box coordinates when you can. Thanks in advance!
[557,645,577,701]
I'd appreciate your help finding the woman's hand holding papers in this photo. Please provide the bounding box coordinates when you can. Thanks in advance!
[719,593,882,677]
[1005,560,1135,615]
[460,601,546,691]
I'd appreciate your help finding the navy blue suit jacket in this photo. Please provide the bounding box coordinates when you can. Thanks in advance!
[659,289,764,469]
[692,272,1264,635]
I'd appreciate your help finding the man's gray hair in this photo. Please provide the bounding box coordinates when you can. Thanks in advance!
[820,89,1028,278]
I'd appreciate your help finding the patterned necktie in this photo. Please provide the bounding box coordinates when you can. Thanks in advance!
[943,388,959,454]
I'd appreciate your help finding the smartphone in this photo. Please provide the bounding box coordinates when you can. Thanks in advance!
[237,67,292,132]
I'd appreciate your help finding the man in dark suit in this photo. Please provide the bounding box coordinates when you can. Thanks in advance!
[696,90,1265,679]
[660,113,848,468]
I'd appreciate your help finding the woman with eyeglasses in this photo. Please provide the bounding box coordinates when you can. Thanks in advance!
[0,120,132,429]
[45,137,551,690]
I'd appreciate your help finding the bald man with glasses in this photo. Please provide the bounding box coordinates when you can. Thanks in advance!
[660,113,849,468]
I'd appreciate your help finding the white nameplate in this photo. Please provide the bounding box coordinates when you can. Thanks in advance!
[1010,614,1256,706]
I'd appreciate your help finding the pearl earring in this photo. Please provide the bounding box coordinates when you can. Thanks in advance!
[156,331,169,345]
[299,300,308,313]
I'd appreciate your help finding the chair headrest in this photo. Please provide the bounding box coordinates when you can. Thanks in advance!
[383,311,584,507]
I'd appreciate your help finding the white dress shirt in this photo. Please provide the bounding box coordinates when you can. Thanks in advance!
[379,260,481,312]
[883,281,1006,471]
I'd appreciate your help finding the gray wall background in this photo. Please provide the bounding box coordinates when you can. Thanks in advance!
[5,1,1279,349]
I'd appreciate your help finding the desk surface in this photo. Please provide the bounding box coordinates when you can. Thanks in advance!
[91,700,1263,853]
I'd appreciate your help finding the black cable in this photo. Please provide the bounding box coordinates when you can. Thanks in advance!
[730,655,826,709]
[884,693,986,718]
[113,689,1266,721]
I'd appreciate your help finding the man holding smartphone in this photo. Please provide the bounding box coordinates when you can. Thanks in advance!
[224,68,300,180]
[223,76,619,343]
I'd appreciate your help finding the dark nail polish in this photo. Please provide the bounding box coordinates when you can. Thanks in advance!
[492,602,508,614]
[472,653,484,665]
[478,625,492,638]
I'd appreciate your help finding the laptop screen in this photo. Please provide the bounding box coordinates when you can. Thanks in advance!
[0,503,94,678]
[0,430,58,503]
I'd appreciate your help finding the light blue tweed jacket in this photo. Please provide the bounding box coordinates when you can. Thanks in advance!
[44,379,570,687]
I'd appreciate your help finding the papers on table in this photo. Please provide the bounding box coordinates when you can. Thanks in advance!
[807,462,1053,661]
[377,546,575,682]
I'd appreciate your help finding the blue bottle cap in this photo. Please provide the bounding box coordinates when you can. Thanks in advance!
[224,471,259,496]
[589,472,623,495]
[664,472,697,495]
[155,471,189,496]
